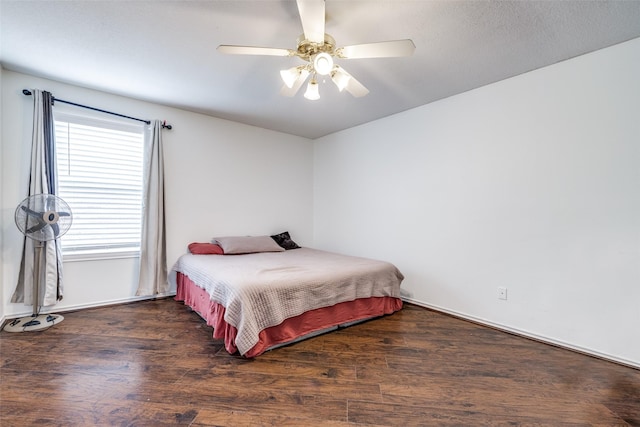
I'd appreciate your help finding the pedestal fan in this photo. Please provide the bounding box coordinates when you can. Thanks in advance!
[4,194,72,332]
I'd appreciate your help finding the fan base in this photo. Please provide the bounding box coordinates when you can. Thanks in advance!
[3,313,64,333]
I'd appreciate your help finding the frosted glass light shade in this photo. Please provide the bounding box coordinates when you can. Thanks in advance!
[280,67,301,88]
[304,79,320,100]
[331,67,351,92]
[313,53,333,75]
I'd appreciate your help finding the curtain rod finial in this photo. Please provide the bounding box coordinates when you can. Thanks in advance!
[23,89,33,96]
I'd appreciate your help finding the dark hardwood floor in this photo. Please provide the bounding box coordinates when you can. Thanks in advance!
[1,299,638,426]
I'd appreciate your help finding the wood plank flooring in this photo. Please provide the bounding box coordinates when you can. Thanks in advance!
[1,298,639,426]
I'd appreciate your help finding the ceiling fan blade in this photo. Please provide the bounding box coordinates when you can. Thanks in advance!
[217,45,293,57]
[345,78,369,98]
[280,69,310,97]
[338,39,416,59]
[340,68,369,97]
[296,0,325,44]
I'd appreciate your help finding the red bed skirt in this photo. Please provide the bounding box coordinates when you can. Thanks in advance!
[175,272,403,357]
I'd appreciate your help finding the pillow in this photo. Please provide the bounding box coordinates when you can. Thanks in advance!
[270,231,301,250]
[212,236,285,254]
[188,242,224,255]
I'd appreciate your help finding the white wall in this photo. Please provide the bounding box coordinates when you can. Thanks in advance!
[0,65,4,322]
[314,38,640,367]
[1,70,313,319]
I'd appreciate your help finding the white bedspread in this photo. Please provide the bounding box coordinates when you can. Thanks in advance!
[169,248,404,355]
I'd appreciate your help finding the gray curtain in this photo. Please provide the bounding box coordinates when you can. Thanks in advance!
[12,89,65,307]
[136,120,168,296]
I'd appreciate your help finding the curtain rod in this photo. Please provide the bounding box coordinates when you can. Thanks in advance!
[22,89,172,130]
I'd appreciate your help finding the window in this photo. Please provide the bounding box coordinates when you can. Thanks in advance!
[54,112,145,259]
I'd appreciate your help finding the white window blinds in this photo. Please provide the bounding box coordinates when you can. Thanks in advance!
[54,112,144,258]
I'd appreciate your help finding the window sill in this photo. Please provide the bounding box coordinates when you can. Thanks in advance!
[63,249,140,262]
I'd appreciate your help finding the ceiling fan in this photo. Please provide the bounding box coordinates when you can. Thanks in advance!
[217,0,415,100]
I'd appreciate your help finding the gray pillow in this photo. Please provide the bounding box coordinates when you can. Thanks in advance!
[212,236,285,254]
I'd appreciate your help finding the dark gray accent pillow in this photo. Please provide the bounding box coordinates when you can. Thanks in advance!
[270,231,301,250]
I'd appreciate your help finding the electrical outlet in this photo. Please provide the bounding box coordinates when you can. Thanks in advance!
[498,287,507,300]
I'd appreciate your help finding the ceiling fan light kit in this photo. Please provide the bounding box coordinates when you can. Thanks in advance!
[217,0,415,101]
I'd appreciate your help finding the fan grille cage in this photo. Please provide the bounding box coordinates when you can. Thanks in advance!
[14,194,72,242]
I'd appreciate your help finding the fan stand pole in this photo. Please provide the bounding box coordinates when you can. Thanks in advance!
[3,242,64,333]
[32,242,42,317]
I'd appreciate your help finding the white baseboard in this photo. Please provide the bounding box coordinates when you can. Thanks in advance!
[403,297,640,370]
[1,292,177,325]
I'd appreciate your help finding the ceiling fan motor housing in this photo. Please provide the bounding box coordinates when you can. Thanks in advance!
[295,33,336,60]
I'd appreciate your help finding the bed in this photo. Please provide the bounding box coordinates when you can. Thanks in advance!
[169,236,404,357]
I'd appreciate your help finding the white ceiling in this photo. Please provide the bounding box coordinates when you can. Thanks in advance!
[2,0,640,139]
